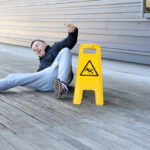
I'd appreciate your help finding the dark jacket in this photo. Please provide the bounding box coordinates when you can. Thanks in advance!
[37,27,78,72]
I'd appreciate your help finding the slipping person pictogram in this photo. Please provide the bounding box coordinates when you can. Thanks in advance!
[80,60,98,76]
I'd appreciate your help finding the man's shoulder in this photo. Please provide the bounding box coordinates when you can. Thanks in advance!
[49,42,61,53]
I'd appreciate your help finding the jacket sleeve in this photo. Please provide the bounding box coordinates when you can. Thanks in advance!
[54,27,78,50]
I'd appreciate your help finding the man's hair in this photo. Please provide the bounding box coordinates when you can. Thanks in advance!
[30,39,45,48]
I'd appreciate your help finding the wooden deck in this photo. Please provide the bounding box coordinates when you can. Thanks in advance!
[0,44,150,150]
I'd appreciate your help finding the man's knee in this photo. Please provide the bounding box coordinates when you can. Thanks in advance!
[61,47,71,55]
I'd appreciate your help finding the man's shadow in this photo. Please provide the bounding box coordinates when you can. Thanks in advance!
[1,86,106,105]
[0,86,75,101]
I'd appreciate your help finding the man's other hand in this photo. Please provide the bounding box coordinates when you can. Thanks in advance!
[64,23,76,33]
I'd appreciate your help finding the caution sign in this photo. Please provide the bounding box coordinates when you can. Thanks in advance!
[80,60,98,76]
[73,44,104,105]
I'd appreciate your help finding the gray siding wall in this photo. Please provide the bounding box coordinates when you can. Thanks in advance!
[0,0,150,64]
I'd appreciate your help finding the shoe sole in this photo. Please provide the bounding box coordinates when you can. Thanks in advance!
[53,79,63,98]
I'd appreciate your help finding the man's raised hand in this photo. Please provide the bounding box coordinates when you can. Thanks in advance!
[64,23,76,33]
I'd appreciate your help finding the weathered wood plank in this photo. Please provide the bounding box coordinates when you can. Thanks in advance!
[1,87,150,150]
[0,135,17,150]
[1,36,150,149]
[0,114,73,150]
[0,99,94,150]
[0,127,38,150]
[0,97,118,150]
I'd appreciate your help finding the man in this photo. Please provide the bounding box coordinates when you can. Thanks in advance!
[0,23,78,98]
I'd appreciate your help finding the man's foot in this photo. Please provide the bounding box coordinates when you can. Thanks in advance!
[53,79,68,98]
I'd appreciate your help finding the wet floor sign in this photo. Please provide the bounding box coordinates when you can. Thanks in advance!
[73,44,104,105]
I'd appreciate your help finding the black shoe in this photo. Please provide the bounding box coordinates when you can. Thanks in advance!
[53,79,68,98]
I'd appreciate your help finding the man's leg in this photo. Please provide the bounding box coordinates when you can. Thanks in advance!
[57,48,73,84]
[52,47,73,97]
[0,48,72,94]
[0,71,54,92]
[0,73,37,92]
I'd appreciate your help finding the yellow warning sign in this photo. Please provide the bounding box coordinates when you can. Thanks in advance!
[80,60,98,76]
[73,44,104,105]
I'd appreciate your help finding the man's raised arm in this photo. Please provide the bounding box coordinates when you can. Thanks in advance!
[54,23,78,50]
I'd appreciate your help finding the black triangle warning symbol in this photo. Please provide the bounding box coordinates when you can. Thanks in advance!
[80,60,98,76]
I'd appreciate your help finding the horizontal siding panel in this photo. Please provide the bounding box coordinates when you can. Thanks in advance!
[0,37,30,47]
[0,13,141,20]
[1,27,150,48]
[77,40,150,53]
[0,4,141,13]
[0,33,66,46]
[102,51,150,65]
[102,48,150,56]
[2,25,150,37]
[0,0,141,7]
[1,27,150,46]
[0,0,141,8]
[0,0,150,65]
[0,34,150,65]
[1,29,150,54]
[79,34,150,45]
[1,18,149,22]
[0,21,150,31]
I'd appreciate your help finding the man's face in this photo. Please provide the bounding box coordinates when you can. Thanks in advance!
[32,41,46,57]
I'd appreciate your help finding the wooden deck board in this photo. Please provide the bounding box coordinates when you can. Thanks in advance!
[0,135,17,150]
[0,44,150,150]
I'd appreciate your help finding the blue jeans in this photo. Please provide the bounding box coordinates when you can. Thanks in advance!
[0,48,73,92]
